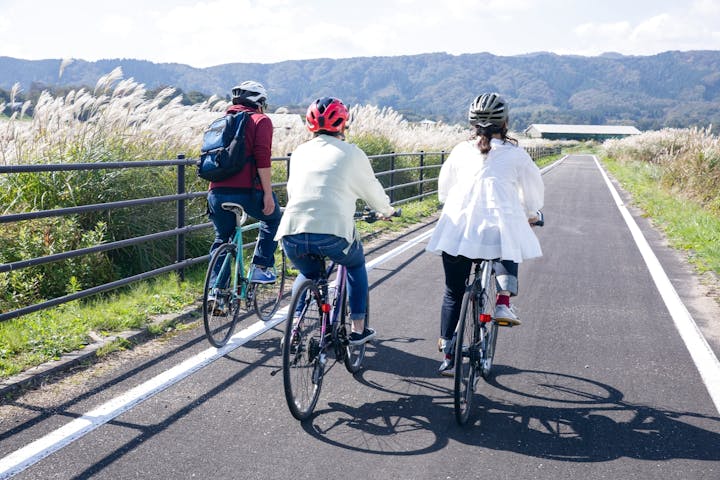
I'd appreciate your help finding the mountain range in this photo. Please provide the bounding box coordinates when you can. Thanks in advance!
[1,50,719,132]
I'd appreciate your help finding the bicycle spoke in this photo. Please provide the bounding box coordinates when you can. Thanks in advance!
[253,250,288,321]
[454,285,477,425]
[203,244,240,347]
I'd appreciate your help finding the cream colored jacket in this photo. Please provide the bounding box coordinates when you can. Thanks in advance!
[275,135,394,244]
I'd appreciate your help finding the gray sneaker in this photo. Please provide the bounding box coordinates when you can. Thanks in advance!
[494,304,521,326]
[438,357,454,377]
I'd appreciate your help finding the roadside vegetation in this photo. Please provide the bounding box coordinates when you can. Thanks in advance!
[0,68,584,380]
[601,127,720,275]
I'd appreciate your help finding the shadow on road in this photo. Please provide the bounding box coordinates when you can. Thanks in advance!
[298,343,720,462]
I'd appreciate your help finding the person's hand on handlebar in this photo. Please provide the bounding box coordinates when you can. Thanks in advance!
[378,207,402,221]
[528,210,544,227]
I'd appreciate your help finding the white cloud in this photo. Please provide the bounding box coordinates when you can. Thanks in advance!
[574,21,632,38]
[691,0,720,15]
[0,0,719,67]
[630,14,676,41]
[100,14,136,36]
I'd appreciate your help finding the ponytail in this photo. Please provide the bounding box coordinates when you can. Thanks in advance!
[473,124,517,154]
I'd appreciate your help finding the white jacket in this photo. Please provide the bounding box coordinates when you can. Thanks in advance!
[275,135,394,244]
[426,138,544,262]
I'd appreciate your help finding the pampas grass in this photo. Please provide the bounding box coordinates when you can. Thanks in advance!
[603,127,720,214]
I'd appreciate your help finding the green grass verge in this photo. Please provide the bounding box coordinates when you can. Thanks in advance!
[601,156,720,275]
[0,196,443,380]
[0,151,563,380]
[0,268,205,379]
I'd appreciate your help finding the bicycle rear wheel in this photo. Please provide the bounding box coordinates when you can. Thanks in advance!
[251,248,287,321]
[454,283,479,425]
[480,269,498,379]
[203,243,240,348]
[343,294,368,374]
[282,279,324,420]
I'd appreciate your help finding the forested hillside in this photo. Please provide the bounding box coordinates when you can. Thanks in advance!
[2,50,719,131]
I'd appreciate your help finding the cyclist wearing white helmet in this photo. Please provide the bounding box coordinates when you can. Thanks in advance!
[207,80,281,284]
[426,93,544,376]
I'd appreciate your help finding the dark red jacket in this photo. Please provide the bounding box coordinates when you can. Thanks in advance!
[209,104,273,191]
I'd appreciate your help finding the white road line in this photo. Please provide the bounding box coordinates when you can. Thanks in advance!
[0,228,432,479]
[0,153,580,478]
[593,155,720,414]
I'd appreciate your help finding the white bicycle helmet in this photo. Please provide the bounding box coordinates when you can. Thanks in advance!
[468,93,508,127]
[231,80,268,107]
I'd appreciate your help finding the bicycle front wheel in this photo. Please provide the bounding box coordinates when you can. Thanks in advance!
[454,284,478,425]
[252,248,287,321]
[282,279,324,420]
[203,243,240,348]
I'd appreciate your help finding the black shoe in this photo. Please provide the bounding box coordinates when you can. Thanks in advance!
[348,327,376,346]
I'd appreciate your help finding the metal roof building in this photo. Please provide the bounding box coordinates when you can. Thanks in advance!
[524,124,641,141]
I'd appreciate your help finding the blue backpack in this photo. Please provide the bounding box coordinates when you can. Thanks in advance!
[197,111,252,182]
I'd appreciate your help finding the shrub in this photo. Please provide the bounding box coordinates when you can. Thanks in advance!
[0,217,114,311]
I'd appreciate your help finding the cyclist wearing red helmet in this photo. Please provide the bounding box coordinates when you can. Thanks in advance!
[276,97,395,345]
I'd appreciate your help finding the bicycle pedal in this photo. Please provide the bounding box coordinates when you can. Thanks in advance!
[495,320,514,327]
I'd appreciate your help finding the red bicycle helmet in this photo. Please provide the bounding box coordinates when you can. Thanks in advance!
[305,97,349,133]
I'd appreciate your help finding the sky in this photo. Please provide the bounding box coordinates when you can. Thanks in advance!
[0,0,719,68]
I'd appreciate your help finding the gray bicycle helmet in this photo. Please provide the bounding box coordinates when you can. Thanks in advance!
[231,80,268,108]
[468,93,508,127]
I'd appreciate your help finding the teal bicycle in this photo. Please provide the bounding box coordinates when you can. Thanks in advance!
[202,202,287,347]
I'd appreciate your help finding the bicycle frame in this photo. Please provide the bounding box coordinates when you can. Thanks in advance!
[211,217,262,301]
[308,260,348,354]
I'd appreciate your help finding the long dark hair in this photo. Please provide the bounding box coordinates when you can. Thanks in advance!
[473,124,517,154]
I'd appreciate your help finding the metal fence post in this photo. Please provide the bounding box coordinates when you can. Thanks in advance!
[419,150,425,197]
[389,152,396,203]
[176,154,186,281]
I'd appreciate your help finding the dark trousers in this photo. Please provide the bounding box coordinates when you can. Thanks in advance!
[439,252,519,340]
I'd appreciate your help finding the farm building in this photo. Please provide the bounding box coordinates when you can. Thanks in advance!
[524,124,641,141]
[267,110,304,130]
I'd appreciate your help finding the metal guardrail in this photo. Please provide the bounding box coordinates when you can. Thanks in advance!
[0,151,448,322]
[0,144,560,323]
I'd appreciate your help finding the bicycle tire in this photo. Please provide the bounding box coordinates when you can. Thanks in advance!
[480,268,499,379]
[252,248,287,321]
[282,279,324,420]
[454,282,479,425]
[343,293,368,374]
[203,243,241,348]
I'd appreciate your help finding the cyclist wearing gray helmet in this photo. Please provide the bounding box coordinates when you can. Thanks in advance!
[207,80,282,285]
[426,93,544,376]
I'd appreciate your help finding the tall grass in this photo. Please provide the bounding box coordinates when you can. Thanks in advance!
[603,127,720,215]
[0,68,567,326]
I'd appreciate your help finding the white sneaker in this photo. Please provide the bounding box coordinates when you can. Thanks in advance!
[494,304,521,326]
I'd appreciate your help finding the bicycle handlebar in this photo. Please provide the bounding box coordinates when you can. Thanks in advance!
[354,207,402,223]
[530,210,545,227]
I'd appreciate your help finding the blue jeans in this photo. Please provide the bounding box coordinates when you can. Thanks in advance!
[207,188,281,286]
[282,233,368,320]
[439,252,518,341]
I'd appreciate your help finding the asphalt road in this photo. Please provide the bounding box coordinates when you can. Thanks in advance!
[1,154,719,480]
